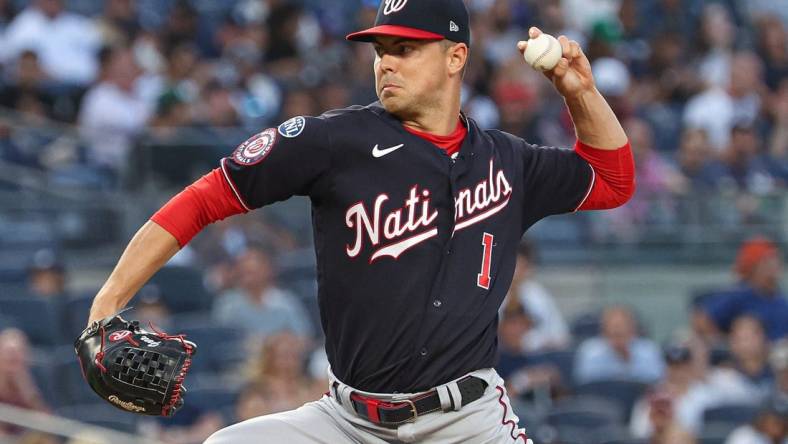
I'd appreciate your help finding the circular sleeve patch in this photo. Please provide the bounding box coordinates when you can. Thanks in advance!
[232,128,277,166]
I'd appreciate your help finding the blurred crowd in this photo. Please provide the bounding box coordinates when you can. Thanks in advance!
[0,0,786,191]
[1,0,788,442]
[3,235,788,443]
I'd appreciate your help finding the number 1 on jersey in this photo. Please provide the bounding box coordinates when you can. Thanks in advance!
[477,233,494,289]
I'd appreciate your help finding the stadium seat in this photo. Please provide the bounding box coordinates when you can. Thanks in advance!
[2,297,65,346]
[171,323,247,374]
[30,360,63,408]
[594,424,645,444]
[524,348,576,387]
[546,396,624,432]
[702,403,760,425]
[51,346,100,406]
[55,403,139,434]
[146,265,215,314]
[573,379,649,421]
[187,387,241,413]
[0,283,29,299]
[570,312,600,343]
[60,292,96,338]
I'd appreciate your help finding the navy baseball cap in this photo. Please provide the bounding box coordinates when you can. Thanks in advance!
[347,0,470,46]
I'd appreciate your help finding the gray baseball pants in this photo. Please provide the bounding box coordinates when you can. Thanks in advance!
[204,367,532,443]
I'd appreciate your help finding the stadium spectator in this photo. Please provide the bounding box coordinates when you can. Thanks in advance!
[755,16,788,92]
[242,332,321,412]
[0,329,48,436]
[677,128,727,191]
[725,398,788,444]
[684,51,765,152]
[0,50,53,119]
[235,383,279,421]
[26,248,68,298]
[495,295,562,397]
[574,305,665,384]
[702,236,788,341]
[94,0,139,47]
[769,79,788,182]
[632,341,766,438]
[727,315,774,395]
[0,0,101,85]
[632,389,697,444]
[506,240,570,352]
[212,246,313,344]
[631,344,701,439]
[719,124,776,195]
[78,44,151,174]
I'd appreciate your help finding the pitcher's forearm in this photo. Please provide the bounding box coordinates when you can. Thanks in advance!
[565,88,628,150]
[88,221,180,324]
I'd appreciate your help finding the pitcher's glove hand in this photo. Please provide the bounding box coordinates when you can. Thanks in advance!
[74,312,196,416]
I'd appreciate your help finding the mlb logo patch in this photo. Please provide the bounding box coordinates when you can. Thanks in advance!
[233,128,277,166]
[278,116,306,138]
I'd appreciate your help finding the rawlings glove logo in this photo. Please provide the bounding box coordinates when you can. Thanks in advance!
[108,395,146,413]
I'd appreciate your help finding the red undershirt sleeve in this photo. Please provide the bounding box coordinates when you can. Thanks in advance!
[150,168,248,247]
[573,140,636,211]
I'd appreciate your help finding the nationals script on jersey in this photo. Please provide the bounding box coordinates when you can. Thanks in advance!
[345,159,512,263]
[221,102,593,392]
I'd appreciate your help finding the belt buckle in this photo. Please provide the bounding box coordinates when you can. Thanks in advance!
[397,398,418,423]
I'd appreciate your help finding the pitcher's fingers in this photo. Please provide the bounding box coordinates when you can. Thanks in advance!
[552,58,570,77]
[558,35,572,59]
[517,40,527,53]
[569,40,581,60]
[528,27,542,39]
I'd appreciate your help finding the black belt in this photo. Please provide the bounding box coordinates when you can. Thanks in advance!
[333,376,488,426]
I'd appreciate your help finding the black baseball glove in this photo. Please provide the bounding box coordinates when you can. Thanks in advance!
[74,311,196,416]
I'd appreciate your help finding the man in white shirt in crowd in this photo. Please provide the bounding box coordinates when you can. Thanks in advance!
[1,0,101,86]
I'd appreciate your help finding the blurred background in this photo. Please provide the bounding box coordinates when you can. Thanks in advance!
[0,0,787,443]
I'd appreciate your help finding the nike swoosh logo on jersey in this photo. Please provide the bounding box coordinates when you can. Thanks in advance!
[372,144,405,158]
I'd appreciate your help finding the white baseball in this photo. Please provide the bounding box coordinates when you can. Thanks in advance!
[523,33,562,71]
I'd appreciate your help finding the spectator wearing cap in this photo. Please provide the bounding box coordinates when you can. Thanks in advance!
[495,296,562,397]
[725,398,788,444]
[630,343,702,439]
[573,306,665,384]
[702,236,788,341]
[26,249,68,299]
[505,240,570,353]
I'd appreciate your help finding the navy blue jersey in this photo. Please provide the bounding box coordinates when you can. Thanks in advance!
[222,102,593,392]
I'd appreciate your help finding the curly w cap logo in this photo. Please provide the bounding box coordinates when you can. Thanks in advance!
[383,0,408,15]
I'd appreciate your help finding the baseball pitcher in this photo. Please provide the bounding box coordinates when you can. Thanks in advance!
[76,0,636,442]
